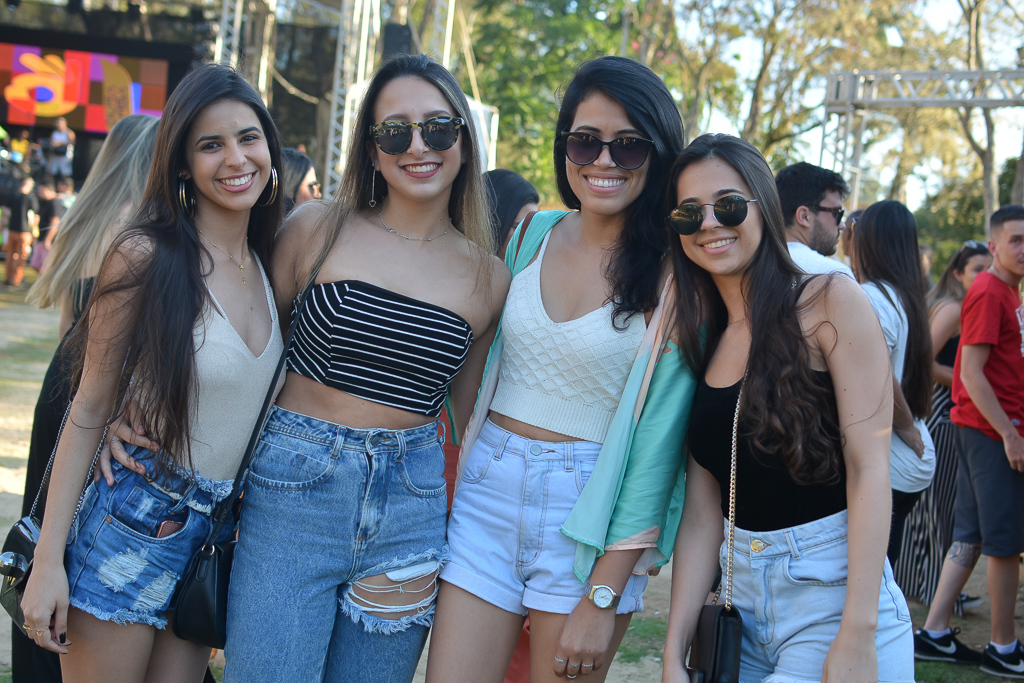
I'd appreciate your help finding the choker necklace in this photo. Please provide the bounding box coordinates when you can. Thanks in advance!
[727,315,746,326]
[378,209,449,242]
[199,229,248,285]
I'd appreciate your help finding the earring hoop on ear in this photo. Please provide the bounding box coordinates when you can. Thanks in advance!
[368,166,378,208]
[258,167,279,207]
[178,176,196,218]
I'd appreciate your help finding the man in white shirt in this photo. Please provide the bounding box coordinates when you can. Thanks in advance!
[776,162,854,277]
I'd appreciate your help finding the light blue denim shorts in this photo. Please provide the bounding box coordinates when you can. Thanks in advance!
[442,419,646,615]
[224,406,448,683]
[65,451,234,628]
[725,510,914,683]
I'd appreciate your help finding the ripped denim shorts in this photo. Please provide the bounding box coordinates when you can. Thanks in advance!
[65,451,234,628]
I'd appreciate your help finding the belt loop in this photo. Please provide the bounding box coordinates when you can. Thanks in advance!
[168,480,197,514]
[785,529,800,558]
[396,430,407,460]
[437,419,447,445]
[494,431,511,460]
[564,441,573,472]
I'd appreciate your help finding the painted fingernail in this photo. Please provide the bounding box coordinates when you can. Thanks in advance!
[58,633,66,644]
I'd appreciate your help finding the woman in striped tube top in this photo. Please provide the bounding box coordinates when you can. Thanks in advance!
[220,54,510,683]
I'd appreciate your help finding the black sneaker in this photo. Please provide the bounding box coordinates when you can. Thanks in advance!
[981,641,1024,678]
[960,592,984,610]
[914,627,982,663]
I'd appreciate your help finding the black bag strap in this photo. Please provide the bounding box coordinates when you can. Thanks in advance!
[203,267,322,541]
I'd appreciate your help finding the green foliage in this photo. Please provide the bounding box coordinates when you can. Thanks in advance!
[617,615,668,664]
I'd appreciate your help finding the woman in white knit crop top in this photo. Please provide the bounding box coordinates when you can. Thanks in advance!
[22,65,286,682]
[427,57,689,683]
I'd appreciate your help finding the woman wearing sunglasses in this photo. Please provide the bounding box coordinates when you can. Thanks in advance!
[894,240,991,607]
[661,134,914,683]
[221,54,508,682]
[427,56,692,683]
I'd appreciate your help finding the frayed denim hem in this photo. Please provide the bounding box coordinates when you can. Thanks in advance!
[166,461,234,500]
[69,597,168,629]
[359,546,449,579]
[337,595,436,635]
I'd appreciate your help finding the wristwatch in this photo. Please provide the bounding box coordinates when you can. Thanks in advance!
[584,583,620,610]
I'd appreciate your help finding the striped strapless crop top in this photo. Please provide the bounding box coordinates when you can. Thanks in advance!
[287,280,474,417]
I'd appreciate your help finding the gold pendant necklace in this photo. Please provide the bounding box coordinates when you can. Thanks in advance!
[199,229,248,285]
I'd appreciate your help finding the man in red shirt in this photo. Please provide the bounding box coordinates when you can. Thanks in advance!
[915,205,1024,676]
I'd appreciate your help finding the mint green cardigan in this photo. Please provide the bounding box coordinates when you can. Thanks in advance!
[458,210,696,582]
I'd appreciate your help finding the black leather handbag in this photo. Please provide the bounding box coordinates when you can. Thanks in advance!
[687,383,744,683]
[169,273,318,648]
[0,408,106,636]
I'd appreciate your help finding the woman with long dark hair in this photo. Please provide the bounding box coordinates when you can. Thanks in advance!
[851,200,935,567]
[896,240,991,606]
[221,54,509,683]
[661,135,913,682]
[427,56,692,683]
[279,146,321,215]
[20,64,284,681]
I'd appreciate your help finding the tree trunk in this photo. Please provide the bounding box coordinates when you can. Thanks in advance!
[1013,128,1024,206]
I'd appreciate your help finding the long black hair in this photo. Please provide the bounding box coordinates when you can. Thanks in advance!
[280,146,314,215]
[852,200,932,419]
[69,63,283,469]
[927,240,990,312]
[554,56,685,324]
[667,134,844,485]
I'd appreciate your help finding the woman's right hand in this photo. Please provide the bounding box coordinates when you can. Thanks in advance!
[96,399,158,484]
[20,560,71,654]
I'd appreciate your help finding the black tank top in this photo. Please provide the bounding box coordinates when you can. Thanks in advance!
[936,334,959,368]
[688,373,847,531]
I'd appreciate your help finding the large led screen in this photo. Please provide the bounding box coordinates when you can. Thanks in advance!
[0,43,167,133]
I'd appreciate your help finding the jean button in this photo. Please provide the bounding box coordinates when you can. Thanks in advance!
[750,539,771,553]
[529,444,542,455]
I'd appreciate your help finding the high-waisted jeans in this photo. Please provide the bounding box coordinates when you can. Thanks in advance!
[725,510,914,682]
[223,406,448,683]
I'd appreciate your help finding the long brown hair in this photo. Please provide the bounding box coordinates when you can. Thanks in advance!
[667,134,844,485]
[68,64,283,470]
[304,54,492,284]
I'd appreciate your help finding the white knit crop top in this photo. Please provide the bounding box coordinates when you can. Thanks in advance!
[490,232,646,443]
[188,256,285,480]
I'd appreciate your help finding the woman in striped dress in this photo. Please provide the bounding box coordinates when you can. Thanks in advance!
[895,241,992,608]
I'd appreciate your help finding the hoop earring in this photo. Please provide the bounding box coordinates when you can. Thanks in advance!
[178,177,196,218]
[258,167,278,207]
[368,167,377,208]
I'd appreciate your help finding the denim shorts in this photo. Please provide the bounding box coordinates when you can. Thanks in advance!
[224,406,448,683]
[442,419,646,615]
[953,425,1024,556]
[65,451,234,628]
[725,510,914,683]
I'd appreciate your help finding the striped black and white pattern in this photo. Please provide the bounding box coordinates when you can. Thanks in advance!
[894,382,962,613]
[287,280,473,417]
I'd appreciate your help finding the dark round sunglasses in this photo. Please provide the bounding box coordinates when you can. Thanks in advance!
[668,195,758,236]
[558,131,654,170]
[369,116,465,155]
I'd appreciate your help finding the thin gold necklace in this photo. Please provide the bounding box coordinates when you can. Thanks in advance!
[378,209,449,242]
[727,315,746,325]
[199,229,248,285]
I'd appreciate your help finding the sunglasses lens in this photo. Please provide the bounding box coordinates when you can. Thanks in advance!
[565,133,602,165]
[609,138,651,170]
[713,196,749,227]
[423,118,460,151]
[669,205,704,235]
[374,122,412,155]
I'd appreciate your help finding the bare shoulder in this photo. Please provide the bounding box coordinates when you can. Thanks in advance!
[800,273,871,319]
[105,231,155,276]
[277,200,331,251]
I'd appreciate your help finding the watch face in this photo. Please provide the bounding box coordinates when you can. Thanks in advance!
[593,586,614,609]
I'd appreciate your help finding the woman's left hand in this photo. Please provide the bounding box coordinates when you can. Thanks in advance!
[552,598,616,678]
[822,627,877,683]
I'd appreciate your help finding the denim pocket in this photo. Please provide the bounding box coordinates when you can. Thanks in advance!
[460,437,499,484]
[247,438,338,491]
[782,537,848,586]
[574,456,597,495]
[110,483,188,539]
[398,445,447,498]
[882,562,911,622]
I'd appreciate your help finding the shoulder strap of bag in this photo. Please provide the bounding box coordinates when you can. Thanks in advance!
[723,380,744,609]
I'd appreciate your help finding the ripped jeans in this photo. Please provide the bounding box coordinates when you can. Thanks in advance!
[224,406,448,683]
[65,454,234,628]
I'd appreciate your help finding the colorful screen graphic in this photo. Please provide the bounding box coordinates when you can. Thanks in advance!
[0,43,167,133]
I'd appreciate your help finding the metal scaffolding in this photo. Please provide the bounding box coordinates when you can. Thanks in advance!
[821,69,1024,208]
